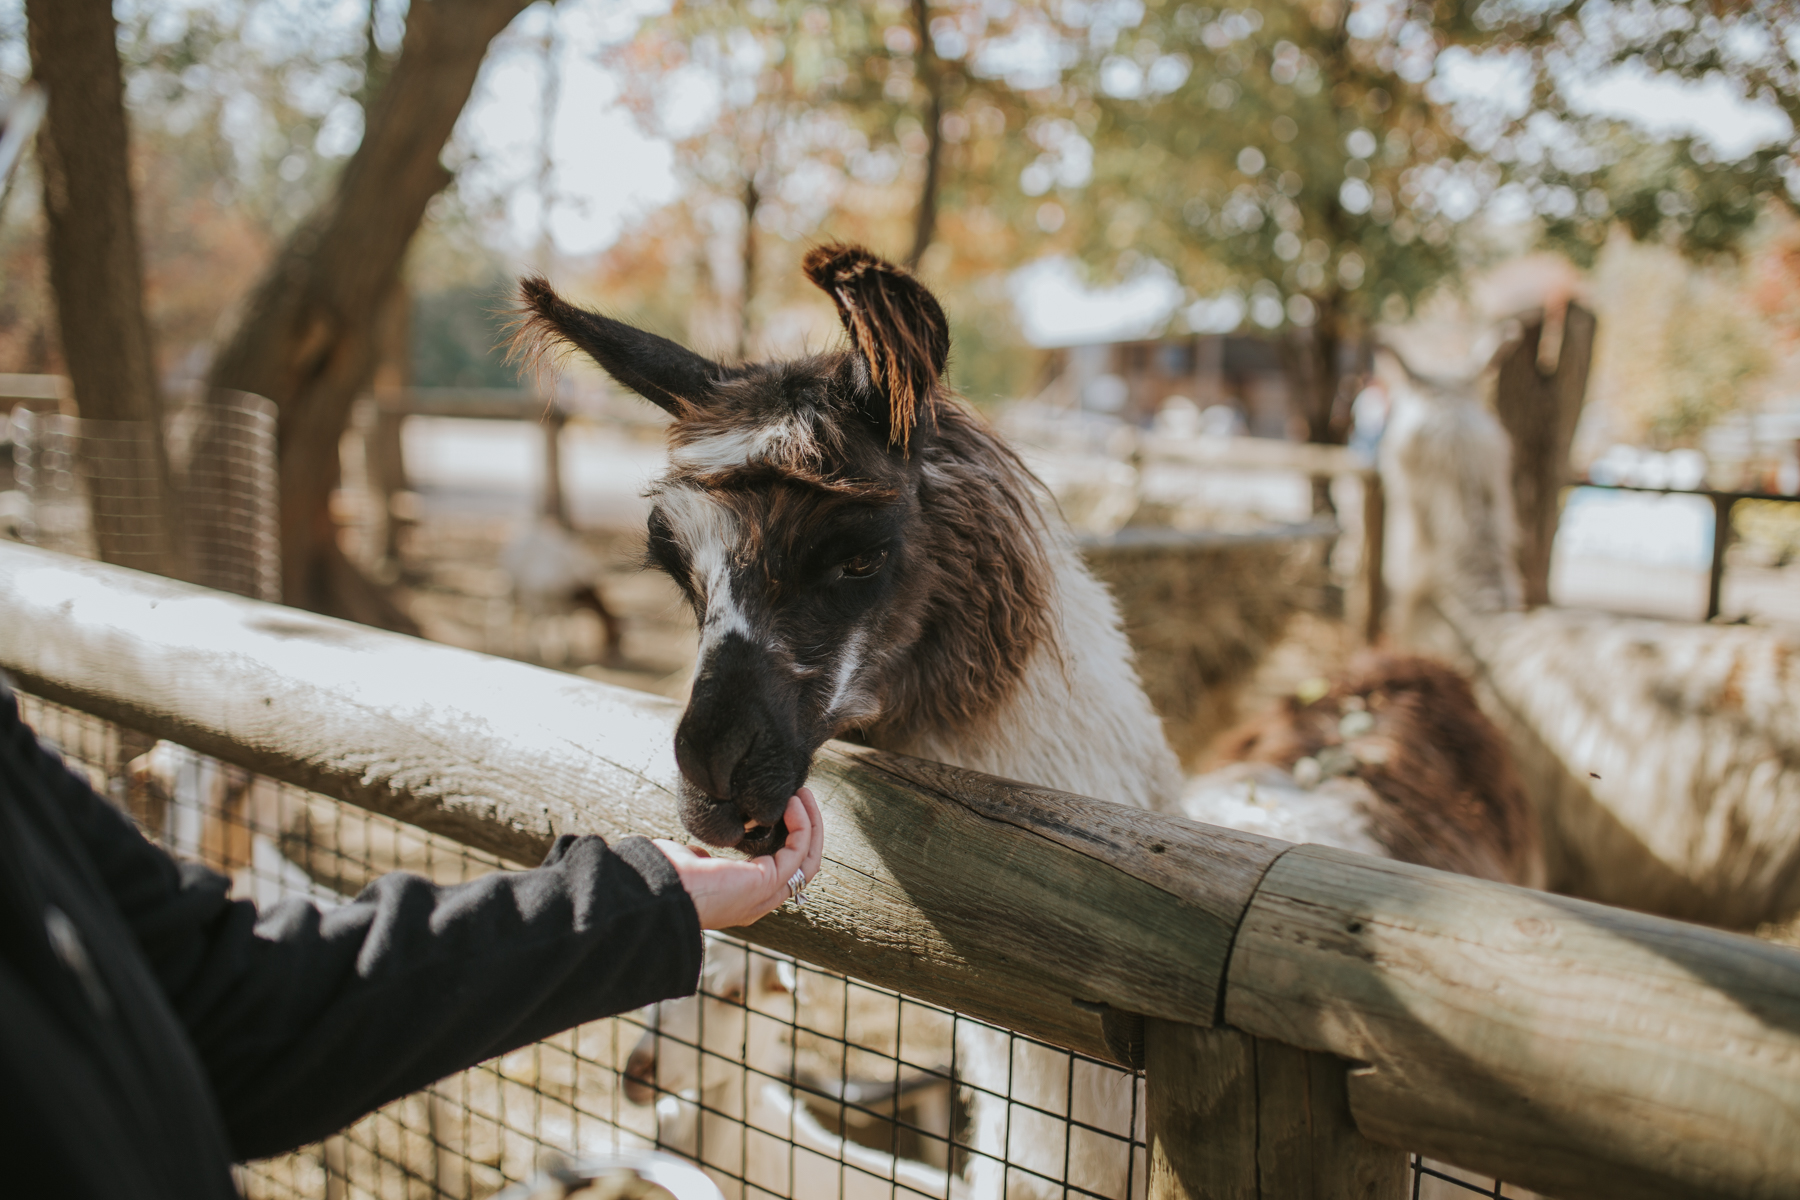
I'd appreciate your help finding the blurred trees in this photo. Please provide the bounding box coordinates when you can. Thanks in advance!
[964,0,1799,447]
[610,0,911,356]
[24,0,184,575]
[1441,0,1796,261]
[601,0,1043,400]
[1056,0,1474,446]
[1590,236,1771,448]
[206,0,532,628]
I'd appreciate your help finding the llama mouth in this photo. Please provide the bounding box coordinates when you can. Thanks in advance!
[675,778,793,854]
[735,816,788,856]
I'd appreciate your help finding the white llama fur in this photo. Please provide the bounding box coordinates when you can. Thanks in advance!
[671,413,820,474]
[888,528,1184,814]
[1177,764,1389,858]
[657,483,754,656]
[1378,345,1800,928]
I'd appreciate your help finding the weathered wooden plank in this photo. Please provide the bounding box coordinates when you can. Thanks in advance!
[1146,1019,1258,1200]
[867,755,1286,936]
[0,541,1263,1062]
[1253,1040,1406,1200]
[1226,845,1800,1200]
[1144,1020,1402,1200]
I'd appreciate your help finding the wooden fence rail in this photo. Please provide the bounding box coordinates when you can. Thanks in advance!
[2,540,1797,1200]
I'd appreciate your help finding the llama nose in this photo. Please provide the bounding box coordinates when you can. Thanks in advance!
[676,632,769,802]
[675,720,755,802]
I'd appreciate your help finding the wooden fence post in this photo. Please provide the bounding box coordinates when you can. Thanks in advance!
[1354,470,1385,645]
[541,404,570,529]
[1146,1019,1405,1200]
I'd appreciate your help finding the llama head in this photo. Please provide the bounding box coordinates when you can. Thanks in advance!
[515,246,1050,853]
[1373,341,1523,623]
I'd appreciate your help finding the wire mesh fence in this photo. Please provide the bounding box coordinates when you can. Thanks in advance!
[3,389,1530,1199]
[13,688,1534,1200]
[9,389,280,599]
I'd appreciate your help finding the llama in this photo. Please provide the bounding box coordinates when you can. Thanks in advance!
[1188,651,1544,888]
[1376,343,1800,928]
[500,515,626,665]
[515,247,1540,1199]
[513,245,1180,857]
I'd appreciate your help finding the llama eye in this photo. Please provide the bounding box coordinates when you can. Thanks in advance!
[841,549,887,578]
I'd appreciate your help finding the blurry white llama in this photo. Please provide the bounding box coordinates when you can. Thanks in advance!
[1377,343,1800,928]
[500,516,625,665]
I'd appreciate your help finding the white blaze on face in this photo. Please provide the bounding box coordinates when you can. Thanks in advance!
[657,485,750,657]
[670,413,817,474]
[824,627,869,721]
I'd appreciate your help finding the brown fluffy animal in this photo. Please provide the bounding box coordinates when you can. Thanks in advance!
[1207,652,1545,888]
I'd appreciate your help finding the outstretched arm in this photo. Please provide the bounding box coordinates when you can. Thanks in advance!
[3,687,703,1160]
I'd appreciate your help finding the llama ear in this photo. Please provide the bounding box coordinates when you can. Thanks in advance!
[510,276,722,416]
[802,244,948,453]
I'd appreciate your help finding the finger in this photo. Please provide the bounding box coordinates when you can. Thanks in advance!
[765,795,810,882]
[782,791,812,852]
[653,838,693,861]
[798,788,825,881]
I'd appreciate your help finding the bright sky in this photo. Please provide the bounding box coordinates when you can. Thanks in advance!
[455,0,681,259]
[1008,258,1186,347]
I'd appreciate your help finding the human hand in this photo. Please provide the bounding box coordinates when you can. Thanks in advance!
[654,789,824,929]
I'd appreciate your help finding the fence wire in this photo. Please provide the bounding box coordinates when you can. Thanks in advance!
[4,393,1527,1199]
[8,389,280,600]
[14,690,1531,1200]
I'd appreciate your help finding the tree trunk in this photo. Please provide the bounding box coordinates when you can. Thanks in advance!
[906,0,943,270]
[206,0,531,629]
[1491,302,1596,608]
[1283,294,1354,513]
[367,280,412,568]
[26,0,184,578]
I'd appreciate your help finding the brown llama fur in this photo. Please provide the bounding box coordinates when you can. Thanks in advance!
[1212,652,1546,887]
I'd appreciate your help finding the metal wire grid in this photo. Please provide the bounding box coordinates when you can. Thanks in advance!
[8,405,95,559]
[168,390,282,602]
[627,940,1148,1200]
[12,691,1526,1200]
[8,390,280,600]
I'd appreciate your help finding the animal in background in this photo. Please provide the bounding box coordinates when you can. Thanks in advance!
[500,515,625,666]
[1189,651,1545,888]
[1377,340,1800,928]
[623,937,966,1200]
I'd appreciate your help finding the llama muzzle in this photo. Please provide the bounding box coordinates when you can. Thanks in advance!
[674,632,811,852]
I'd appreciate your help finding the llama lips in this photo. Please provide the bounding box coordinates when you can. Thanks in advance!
[736,817,788,856]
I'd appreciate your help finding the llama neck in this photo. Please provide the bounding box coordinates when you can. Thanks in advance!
[864,409,1181,811]
[886,533,1183,811]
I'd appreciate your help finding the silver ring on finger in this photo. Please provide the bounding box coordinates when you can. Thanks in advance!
[786,867,808,906]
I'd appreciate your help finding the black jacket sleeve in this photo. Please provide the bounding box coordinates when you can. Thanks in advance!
[23,705,703,1161]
